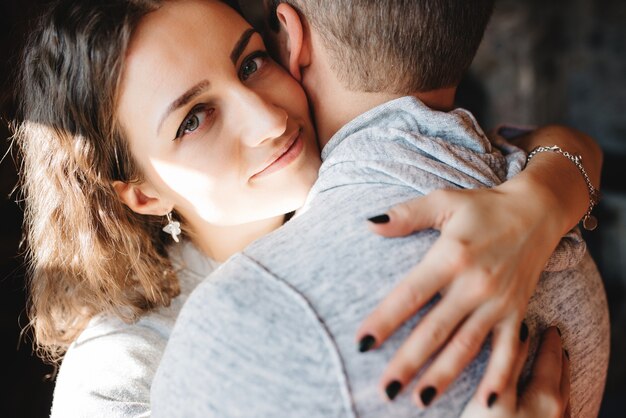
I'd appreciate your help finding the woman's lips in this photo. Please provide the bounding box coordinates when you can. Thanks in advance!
[251,130,304,180]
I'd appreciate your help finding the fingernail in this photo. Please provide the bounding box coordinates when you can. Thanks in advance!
[564,349,570,360]
[385,380,402,401]
[358,335,376,353]
[487,392,498,408]
[368,214,390,224]
[556,326,562,337]
[420,386,437,407]
[520,322,529,343]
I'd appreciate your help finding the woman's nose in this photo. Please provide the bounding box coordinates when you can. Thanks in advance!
[231,88,288,146]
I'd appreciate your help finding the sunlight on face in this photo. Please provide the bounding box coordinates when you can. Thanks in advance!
[117,0,320,227]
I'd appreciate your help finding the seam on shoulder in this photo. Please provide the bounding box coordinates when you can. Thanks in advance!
[239,254,359,418]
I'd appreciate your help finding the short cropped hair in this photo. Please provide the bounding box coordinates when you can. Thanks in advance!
[267,0,495,94]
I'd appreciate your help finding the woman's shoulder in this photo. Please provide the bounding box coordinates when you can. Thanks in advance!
[50,304,183,416]
[50,313,162,417]
[49,242,216,417]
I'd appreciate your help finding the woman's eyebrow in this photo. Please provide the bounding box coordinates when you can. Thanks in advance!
[230,28,257,64]
[157,80,210,135]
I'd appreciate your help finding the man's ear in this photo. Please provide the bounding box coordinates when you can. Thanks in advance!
[112,181,172,216]
[276,3,310,81]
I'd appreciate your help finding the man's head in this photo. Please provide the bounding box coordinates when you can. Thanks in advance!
[261,0,494,95]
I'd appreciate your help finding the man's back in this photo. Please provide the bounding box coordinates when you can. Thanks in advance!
[152,97,609,417]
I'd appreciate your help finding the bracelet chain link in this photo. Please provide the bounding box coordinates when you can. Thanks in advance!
[526,145,600,231]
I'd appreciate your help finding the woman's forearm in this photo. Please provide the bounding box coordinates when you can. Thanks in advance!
[500,124,603,235]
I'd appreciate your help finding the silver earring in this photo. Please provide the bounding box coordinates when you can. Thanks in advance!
[162,212,181,243]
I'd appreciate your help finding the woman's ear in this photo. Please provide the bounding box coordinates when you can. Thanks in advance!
[112,181,172,216]
[276,3,310,81]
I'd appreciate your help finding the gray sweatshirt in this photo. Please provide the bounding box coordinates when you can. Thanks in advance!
[151,97,609,418]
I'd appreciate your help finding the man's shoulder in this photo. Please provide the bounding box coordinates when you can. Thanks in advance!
[186,253,278,306]
[152,253,354,418]
[173,252,321,343]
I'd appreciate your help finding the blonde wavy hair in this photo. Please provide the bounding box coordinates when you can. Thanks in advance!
[13,0,182,363]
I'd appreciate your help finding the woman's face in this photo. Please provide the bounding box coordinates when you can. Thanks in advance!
[117,0,320,226]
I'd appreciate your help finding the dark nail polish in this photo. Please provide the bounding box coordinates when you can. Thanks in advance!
[564,349,570,360]
[420,386,437,407]
[520,322,529,343]
[358,335,376,353]
[487,392,498,408]
[385,380,402,401]
[368,214,390,224]
[556,326,562,337]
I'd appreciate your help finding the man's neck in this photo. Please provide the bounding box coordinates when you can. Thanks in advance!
[297,23,457,149]
[310,85,457,148]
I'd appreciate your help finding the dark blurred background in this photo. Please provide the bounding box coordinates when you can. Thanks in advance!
[1,0,624,416]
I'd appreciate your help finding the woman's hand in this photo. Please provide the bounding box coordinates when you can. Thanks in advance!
[357,183,565,407]
[461,326,571,418]
[355,125,600,406]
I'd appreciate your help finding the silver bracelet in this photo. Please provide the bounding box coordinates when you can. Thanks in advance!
[526,145,600,231]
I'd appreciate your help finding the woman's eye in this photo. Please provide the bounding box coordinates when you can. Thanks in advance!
[184,115,200,132]
[240,52,267,81]
[175,106,213,140]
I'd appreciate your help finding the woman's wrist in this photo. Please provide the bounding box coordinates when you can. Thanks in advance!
[510,125,602,234]
[495,164,574,239]
[526,145,600,230]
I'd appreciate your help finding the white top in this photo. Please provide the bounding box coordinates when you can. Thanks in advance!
[50,242,216,418]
